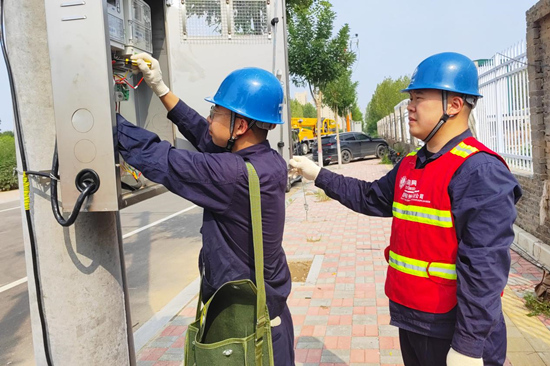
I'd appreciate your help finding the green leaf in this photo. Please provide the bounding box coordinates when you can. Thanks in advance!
[364,76,411,135]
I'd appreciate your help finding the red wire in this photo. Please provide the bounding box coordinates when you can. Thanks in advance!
[123,77,144,90]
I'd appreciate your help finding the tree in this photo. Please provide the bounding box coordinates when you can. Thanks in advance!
[364,76,410,135]
[290,99,304,117]
[351,102,363,122]
[302,103,317,118]
[288,0,355,165]
[323,69,357,167]
[286,0,315,18]
[323,69,357,120]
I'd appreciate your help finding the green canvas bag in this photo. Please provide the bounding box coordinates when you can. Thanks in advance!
[184,162,275,366]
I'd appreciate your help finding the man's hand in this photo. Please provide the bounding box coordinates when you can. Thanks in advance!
[289,156,321,181]
[130,53,170,97]
[446,348,483,366]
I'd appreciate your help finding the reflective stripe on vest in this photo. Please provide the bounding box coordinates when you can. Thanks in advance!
[450,141,479,158]
[388,250,457,280]
[406,147,422,157]
[392,202,453,228]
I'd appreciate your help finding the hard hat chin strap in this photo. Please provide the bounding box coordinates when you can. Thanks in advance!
[422,90,455,144]
[225,112,237,151]
[224,112,258,151]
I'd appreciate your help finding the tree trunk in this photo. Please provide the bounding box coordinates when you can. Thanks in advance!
[335,106,342,168]
[315,90,324,168]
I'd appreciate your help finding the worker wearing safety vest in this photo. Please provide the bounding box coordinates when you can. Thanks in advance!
[117,54,295,365]
[290,52,522,366]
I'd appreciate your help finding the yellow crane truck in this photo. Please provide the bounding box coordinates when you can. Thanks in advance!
[291,117,337,155]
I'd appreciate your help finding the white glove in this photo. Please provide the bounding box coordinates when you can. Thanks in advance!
[289,156,321,181]
[130,53,170,97]
[446,347,483,366]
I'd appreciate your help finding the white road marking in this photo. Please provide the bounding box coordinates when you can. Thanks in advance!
[0,277,28,294]
[0,206,19,213]
[122,205,198,239]
[0,205,199,294]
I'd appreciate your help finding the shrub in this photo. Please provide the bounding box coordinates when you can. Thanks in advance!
[0,134,18,191]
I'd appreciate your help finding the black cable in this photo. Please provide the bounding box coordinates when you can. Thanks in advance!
[0,0,53,364]
[511,242,550,273]
[50,143,96,227]
[26,171,55,179]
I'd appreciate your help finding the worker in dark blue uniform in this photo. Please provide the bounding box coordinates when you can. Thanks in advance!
[290,53,522,366]
[117,53,295,365]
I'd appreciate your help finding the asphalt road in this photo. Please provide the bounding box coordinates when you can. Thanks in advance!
[0,192,203,366]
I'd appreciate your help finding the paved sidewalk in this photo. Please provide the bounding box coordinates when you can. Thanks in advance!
[136,158,550,366]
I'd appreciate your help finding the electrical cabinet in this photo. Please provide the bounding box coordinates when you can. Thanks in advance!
[43,0,292,212]
[44,0,173,212]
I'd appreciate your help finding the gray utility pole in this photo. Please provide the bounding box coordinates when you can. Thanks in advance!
[4,1,135,365]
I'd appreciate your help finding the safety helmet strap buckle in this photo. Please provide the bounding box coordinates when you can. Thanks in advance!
[422,91,454,143]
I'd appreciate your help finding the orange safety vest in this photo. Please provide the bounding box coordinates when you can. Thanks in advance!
[385,137,507,313]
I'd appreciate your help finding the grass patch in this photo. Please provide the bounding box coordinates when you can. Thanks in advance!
[524,292,550,318]
[380,154,392,165]
[0,134,18,191]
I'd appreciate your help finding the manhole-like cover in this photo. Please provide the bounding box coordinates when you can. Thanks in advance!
[288,260,312,283]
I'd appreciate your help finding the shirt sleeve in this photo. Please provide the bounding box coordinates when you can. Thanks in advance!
[166,100,226,154]
[450,152,522,358]
[314,163,398,217]
[117,114,241,213]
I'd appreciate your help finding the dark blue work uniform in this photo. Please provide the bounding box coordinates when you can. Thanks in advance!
[117,100,295,365]
[315,130,522,366]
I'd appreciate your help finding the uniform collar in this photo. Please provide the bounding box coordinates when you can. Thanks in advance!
[416,129,473,167]
[234,140,271,157]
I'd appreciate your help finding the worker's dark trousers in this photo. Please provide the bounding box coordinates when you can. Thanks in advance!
[399,329,451,366]
[399,317,507,366]
[271,304,295,366]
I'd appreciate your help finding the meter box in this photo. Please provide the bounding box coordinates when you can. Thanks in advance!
[44,0,174,212]
[125,0,153,54]
[107,0,125,50]
[107,0,152,54]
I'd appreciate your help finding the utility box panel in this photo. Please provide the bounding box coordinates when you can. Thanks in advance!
[165,0,292,162]
[44,0,174,212]
[44,0,291,212]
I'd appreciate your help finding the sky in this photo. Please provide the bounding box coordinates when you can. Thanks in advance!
[290,0,539,111]
[0,0,540,131]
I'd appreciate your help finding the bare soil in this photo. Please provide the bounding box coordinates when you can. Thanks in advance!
[288,260,312,283]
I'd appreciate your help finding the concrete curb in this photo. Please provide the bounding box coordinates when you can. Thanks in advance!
[513,225,550,271]
[134,277,200,352]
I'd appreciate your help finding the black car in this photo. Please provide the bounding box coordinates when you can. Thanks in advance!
[312,132,388,166]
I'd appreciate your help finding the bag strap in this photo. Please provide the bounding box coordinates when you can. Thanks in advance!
[192,163,267,364]
[246,162,268,366]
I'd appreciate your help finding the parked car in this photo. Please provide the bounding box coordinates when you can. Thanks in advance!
[312,132,389,166]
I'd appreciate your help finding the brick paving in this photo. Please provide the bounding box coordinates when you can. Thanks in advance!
[508,251,550,331]
[135,158,550,366]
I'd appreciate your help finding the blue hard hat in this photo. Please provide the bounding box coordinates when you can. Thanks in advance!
[402,52,482,97]
[205,67,284,124]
